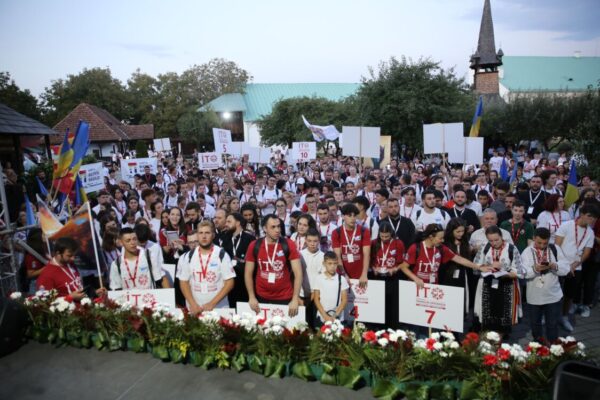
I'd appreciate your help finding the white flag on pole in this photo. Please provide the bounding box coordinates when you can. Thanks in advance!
[302,115,340,142]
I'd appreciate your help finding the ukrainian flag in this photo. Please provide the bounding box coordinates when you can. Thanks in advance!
[469,96,483,137]
[564,159,579,208]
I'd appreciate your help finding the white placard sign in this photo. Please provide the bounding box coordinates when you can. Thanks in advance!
[236,302,306,327]
[341,126,380,158]
[213,128,232,154]
[198,152,223,170]
[292,142,316,162]
[120,158,158,185]
[202,308,236,320]
[242,143,260,163]
[77,162,104,193]
[464,137,484,165]
[108,288,176,311]
[259,148,272,164]
[349,279,386,324]
[398,281,464,332]
[153,138,172,152]
[423,122,464,159]
[228,142,243,157]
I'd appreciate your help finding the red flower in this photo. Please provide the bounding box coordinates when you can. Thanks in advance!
[465,332,479,343]
[362,331,377,343]
[64,295,73,303]
[340,359,350,367]
[497,348,511,361]
[425,338,437,351]
[537,346,550,357]
[483,354,498,366]
[257,318,266,326]
[320,325,329,333]
[93,296,104,304]
[342,327,352,337]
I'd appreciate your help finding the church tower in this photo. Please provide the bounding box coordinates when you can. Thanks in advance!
[470,0,503,94]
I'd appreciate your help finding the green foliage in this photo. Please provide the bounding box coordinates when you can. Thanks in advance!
[0,72,42,120]
[135,140,149,158]
[258,96,359,147]
[177,107,222,150]
[355,56,472,146]
[41,67,130,126]
[82,154,97,165]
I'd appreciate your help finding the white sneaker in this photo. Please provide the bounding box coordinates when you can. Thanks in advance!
[560,317,574,332]
[568,304,578,315]
[580,306,591,318]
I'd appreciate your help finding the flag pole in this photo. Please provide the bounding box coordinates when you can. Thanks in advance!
[86,202,104,289]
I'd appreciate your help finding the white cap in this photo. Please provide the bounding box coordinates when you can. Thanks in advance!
[296,178,305,185]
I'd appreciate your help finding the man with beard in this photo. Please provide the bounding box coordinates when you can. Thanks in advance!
[445,188,480,233]
[222,213,255,305]
[185,202,203,233]
[519,175,547,224]
[213,209,230,247]
[178,221,236,314]
[382,198,416,249]
[317,203,336,252]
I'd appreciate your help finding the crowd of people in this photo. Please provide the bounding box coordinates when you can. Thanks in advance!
[20,145,600,342]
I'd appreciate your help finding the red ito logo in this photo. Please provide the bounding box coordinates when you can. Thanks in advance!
[271,308,285,318]
[431,287,445,300]
[353,283,367,296]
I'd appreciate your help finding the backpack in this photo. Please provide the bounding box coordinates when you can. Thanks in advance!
[261,187,280,198]
[415,208,448,222]
[482,243,517,263]
[116,249,158,289]
[187,246,227,263]
[252,237,290,267]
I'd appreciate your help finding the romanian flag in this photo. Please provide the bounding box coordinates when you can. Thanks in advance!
[54,121,90,195]
[75,175,88,206]
[53,128,74,190]
[564,159,579,208]
[469,96,483,137]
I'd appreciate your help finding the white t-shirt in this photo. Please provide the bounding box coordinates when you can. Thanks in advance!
[259,187,280,216]
[469,227,514,250]
[314,272,349,322]
[414,208,450,232]
[202,203,216,219]
[110,247,164,290]
[536,211,571,243]
[176,245,236,308]
[555,220,594,269]
[318,222,336,251]
[357,216,379,240]
[300,248,324,295]
[489,156,504,172]
[400,204,422,226]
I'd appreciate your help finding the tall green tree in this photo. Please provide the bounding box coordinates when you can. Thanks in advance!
[176,107,222,151]
[127,69,158,125]
[41,67,129,126]
[355,56,473,146]
[0,72,42,120]
[258,96,359,147]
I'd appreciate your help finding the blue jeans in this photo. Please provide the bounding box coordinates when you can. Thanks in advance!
[529,300,562,342]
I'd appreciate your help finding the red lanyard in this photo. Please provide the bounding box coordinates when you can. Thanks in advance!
[422,242,437,267]
[295,235,305,250]
[575,219,588,249]
[320,223,331,238]
[492,243,505,262]
[511,221,522,243]
[198,247,214,281]
[534,247,548,264]
[124,253,140,288]
[380,241,393,267]
[550,212,562,229]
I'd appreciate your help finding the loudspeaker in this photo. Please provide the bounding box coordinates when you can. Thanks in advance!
[0,297,29,357]
[553,361,600,400]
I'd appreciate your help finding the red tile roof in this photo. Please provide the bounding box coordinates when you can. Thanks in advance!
[51,103,154,144]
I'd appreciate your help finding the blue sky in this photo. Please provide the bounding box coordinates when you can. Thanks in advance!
[1,0,598,97]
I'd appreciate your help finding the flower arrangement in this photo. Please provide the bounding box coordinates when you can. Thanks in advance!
[10,291,590,399]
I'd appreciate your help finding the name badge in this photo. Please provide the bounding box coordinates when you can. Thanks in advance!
[453,269,460,279]
[527,206,534,215]
[535,280,544,289]
[429,273,436,284]
[268,273,276,284]
[491,279,499,289]
[347,253,355,263]
[232,260,237,267]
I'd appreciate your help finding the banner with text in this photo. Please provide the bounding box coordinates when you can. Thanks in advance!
[292,142,317,162]
[349,279,386,324]
[236,302,306,327]
[198,152,223,170]
[78,162,104,193]
[120,158,158,185]
[108,288,176,311]
[398,281,464,332]
[213,128,233,154]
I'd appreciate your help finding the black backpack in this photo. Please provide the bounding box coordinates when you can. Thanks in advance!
[261,187,280,198]
[252,237,290,269]
[482,242,517,263]
[115,249,159,289]
[187,246,227,263]
[415,208,448,222]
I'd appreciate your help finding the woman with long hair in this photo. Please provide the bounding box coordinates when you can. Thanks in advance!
[113,188,127,217]
[101,230,121,271]
[126,196,143,220]
[241,202,261,237]
[290,214,316,250]
[536,194,571,243]
[441,218,473,312]
[227,196,241,214]
[149,200,164,236]
[208,181,222,208]
[274,198,292,236]
[159,207,187,264]
[159,210,170,230]
[568,188,596,219]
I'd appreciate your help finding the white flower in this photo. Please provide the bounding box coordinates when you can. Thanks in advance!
[389,333,399,343]
[559,336,576,343]
[378,338,389,347]
[430,332,440,340]
[80,298,92,306]
[449,341,459,349]
[485,331,501,342]
[528,341,541,350]
[550,345,564,357]
[294,321,309,332]
[478,341,494,354]
[270,325,284,335]
[271,315,283,326]
[433,342,443,350]
[9,292,22,300]
[396,330,409,341]
[49,305,56,313]
[499,362,510,369]
[439,351,448,358]
[356,322,366,330]
[440,332,455,341]
[577,342,586,350]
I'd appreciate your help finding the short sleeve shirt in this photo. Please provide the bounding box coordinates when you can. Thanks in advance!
[405,243,455,284]
[370,239,405,274]
[246,238,300,301]
[331,225,371,279]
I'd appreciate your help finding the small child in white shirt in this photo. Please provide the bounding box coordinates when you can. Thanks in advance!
[313,251,348,326]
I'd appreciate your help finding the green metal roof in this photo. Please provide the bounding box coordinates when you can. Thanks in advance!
[500,56,600,92]
[201,83,360,121]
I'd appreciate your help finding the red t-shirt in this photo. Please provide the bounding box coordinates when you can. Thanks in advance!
[36,263,83,297]
[404,243,455,284]
[331,225,371,279]
[24,253,44,273]
[246,238,300,301]
[370,239,405,273]
[159,229,187,253]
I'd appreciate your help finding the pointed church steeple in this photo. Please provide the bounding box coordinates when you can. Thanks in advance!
[470,0,503,96]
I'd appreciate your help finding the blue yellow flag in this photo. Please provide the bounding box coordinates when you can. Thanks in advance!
[509,161,518,191]
[74,175,88,206]
[25,194,36,225]
[499,158,509,181]
[564,160,579,208]
[70,121,90,169]
[36,177,48,197]
[469,96,483,137]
